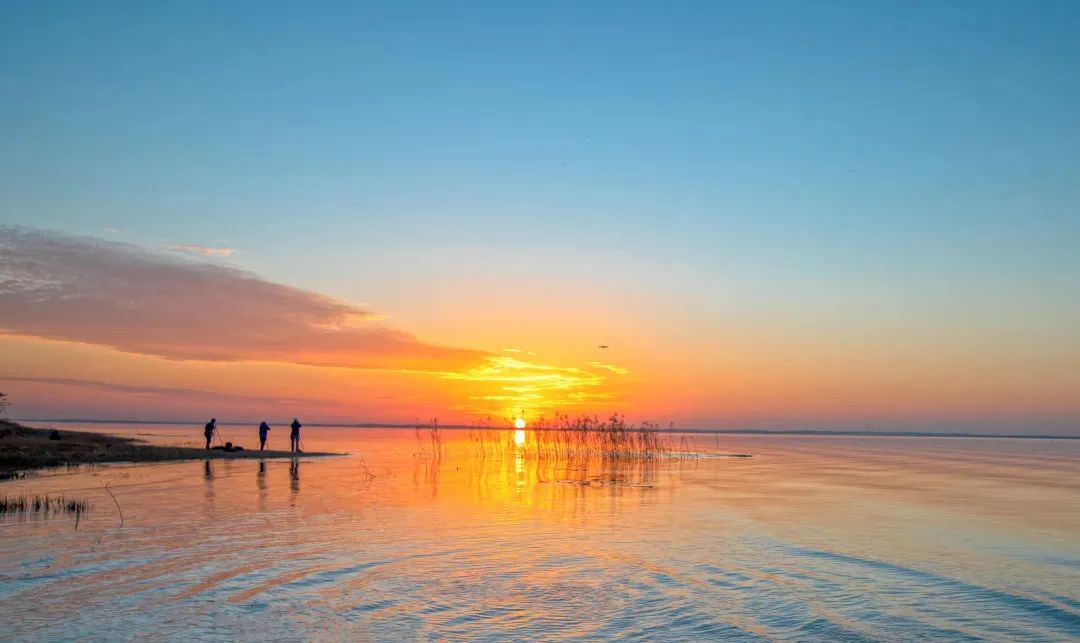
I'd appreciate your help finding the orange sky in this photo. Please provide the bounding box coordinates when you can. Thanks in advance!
[0,228,1077,433]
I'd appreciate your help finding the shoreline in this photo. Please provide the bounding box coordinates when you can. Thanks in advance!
[0,420,339,476]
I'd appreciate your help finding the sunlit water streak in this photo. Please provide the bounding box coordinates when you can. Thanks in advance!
[2,424,1078,641]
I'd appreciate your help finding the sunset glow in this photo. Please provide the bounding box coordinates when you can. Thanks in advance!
[0,225,1076,433]
[0,2,1076,437]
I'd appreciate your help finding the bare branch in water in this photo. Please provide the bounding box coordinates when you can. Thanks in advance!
[104,481,124,527]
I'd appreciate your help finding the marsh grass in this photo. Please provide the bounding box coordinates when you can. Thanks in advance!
[470,413,669,461]
[0,493,91,516]
[414,419,444,460]
[461,414,721,488]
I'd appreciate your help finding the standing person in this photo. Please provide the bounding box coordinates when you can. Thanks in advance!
[290,417,302,453]
[204,418,216,450]
[258,421,270,451]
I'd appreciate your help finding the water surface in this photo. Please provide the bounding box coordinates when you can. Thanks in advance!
[2,424,1078,641]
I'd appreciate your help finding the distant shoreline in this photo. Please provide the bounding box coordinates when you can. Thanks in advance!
[11,418,1079,440]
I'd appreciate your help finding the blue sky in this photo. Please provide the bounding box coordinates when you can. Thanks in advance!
[1,1,1078,430]
[3,1,1076,308]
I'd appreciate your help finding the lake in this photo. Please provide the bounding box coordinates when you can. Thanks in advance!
[2,424,1078,641]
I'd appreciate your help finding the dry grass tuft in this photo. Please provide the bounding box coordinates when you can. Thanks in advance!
[0,493,91,516]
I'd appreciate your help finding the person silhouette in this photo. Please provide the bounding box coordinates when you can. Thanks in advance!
[290,418,302,453]
[204,418,216,450]
[258,421,270,451]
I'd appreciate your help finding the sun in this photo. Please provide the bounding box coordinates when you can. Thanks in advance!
[514,417,526,429]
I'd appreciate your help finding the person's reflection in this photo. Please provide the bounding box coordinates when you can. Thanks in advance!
[289,458,300,493]
[257,460,268,509]
[203,459,215,508]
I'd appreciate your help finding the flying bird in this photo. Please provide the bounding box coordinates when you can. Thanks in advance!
[598,345,610,349]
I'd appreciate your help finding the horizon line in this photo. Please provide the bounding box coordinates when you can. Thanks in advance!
[9,417,1079,440]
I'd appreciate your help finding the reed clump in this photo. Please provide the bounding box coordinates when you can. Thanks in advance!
[414,418,444,460]
[0,493,91,516]
[471,413,668,461]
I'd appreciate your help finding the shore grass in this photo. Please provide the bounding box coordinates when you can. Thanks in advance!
[0,493,91,516]
[0,420,338,476]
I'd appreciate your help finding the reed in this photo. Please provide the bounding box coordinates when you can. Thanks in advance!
[414,418,444,460]
[0,493,91,516]
[470,413,670,461]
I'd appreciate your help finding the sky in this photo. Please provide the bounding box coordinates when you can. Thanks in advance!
[1,1,1078,433]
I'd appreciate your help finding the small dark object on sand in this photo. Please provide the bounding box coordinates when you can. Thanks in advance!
[211,442,245,452]
[48,429,61,441]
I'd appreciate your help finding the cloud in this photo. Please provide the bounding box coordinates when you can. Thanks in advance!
[587,361,631,375]
[0,375,331,407]
[441,356,617,413]
[0,227,486,370]
[169,244,235,257]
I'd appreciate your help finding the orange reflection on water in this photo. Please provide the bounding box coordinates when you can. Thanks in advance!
[2,425,1079,641]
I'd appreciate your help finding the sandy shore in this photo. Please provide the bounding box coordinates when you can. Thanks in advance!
[0,420,337,475]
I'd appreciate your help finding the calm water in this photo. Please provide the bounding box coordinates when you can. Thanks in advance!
[2,424,1078,641]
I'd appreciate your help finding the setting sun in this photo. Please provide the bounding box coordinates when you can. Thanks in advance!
[514,418,526,429]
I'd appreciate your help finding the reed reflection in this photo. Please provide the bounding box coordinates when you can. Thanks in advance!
[410,427,669,518]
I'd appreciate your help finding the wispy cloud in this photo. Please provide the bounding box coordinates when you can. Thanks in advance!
[0,227,485,370]
[587,361,631,375]
[169,244,235,257]
[0,375,330,407]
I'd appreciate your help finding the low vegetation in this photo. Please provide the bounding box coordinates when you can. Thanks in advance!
[414,419,444,459]
[0,493,90,516]
[470,413,668,461]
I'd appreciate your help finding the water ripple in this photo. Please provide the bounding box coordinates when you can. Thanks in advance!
[2,428,1078,641]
